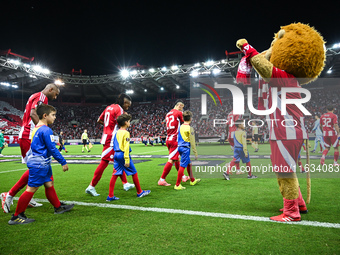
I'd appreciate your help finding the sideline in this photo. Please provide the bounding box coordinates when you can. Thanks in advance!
[15,197,340,229]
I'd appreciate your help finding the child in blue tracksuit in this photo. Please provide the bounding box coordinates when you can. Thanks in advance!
[107,114,150,201]
[8,104,74,225]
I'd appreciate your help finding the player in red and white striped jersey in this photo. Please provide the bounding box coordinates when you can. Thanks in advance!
[85,94,134,197]
[227,110,242,150]
[1,84,60,213]
[320,105,340,166]
[158,100,188,186]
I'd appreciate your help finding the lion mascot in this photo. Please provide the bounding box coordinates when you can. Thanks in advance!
[236,23,325,222]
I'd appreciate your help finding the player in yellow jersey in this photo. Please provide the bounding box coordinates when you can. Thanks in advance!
[174,111,200,190]
[223,120,257,180]
[251,121,259,152]
[81,129,90,153]
[107,114,150,200]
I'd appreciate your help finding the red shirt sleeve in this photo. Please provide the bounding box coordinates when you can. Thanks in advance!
[333,114,338,125]
[31,94,47,110]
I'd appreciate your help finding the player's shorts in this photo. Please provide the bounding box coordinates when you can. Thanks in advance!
[101,143,115,161]
[178,146,191,167]
[82,139,88,146]
[252,134,259,142]
[233,147,250,163]
[270,139,303,173]
[228,138,234,147]
[323,135,339,148]
[19,138,31,164]
[166,140,179,161]
[113,152,137,176]
[27,160,53,187]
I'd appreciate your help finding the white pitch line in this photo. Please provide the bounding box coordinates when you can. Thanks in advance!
[0,164,59,174]
[16,198,340,229]
[135,149,168,154]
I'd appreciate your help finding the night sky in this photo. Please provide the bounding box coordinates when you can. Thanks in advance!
[1,1,338,75]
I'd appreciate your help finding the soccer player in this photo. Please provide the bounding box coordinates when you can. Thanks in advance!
[58,131,68,153]
[251,121,259,152]
[174,111,200,190]
[158,100,188,186]
[311,115,325,153]
[81,129,90,153]
[0,130,6,157]
[320,105,340,166]
[106,114,150,200]
[149,134,154,146]
[8,104,74,225]
[85,94,134,196]
[141,135,148,146]
[223,120,257,180]
[227,110,242,151]
[1,83,59,213]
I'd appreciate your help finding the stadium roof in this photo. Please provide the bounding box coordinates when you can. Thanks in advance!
[0,45,339,103]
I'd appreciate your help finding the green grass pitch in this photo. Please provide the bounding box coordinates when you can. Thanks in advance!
[0,143,339,254]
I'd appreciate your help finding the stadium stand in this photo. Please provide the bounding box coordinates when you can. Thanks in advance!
[1,85,339,140]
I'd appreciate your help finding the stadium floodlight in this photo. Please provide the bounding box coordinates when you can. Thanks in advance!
[9,59,21,65]
[120,69,130,79]
[11,85,19,88]
[144,89,147,92]
[33,65,43,72]
[212,68,221,75]
[23,63,31,68]
[160,87,164,91]
[194,63,201,67]
[161,67,167,71]
[171,65,178,70]
[126,89,134,94]
[130,70,138,75]
[176,85,180,89]
[327,69,332,74]
[0,82,11,87]
[332,43,340,49]
[190,70,199,77]
[204,60,214,66]
[42,68,50,74]
[54,79,65,86]
[149,68,155,73]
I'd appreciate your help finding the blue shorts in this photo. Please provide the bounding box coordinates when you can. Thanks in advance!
[234,147,250,164]
[113,152,137,176]
[178,146,191,167]
[27,164,53,187]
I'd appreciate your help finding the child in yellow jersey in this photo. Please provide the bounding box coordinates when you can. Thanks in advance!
[174,110,200,190]
[223,120,257,180]
[107,114,150,201]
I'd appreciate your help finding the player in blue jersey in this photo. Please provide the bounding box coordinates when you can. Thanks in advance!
[174,110,199,190]
[107,114,150,201]
[311,115,325,153]
[223,120,257,180]
[8,104,74,225]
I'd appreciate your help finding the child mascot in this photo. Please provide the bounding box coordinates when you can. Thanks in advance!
[236,23,325,222]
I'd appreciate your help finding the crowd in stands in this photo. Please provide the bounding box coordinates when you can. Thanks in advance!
[1,85,339,140]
